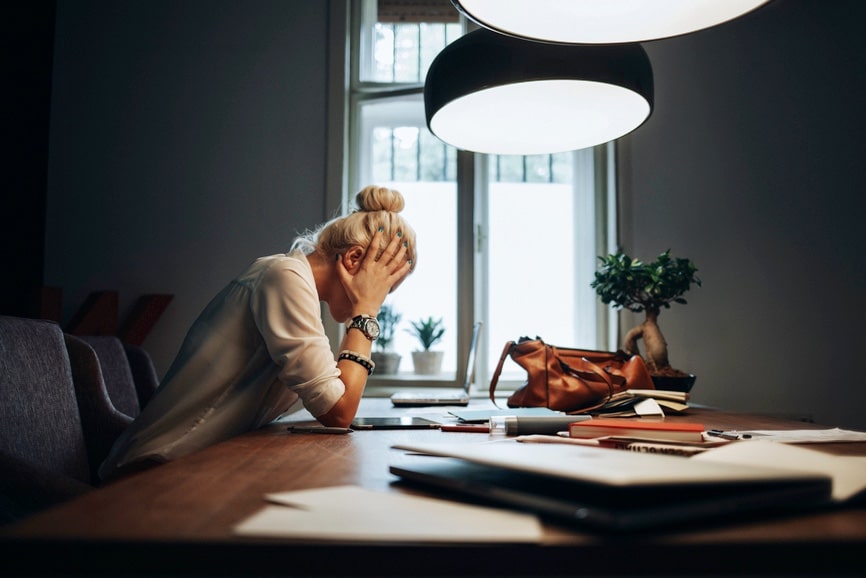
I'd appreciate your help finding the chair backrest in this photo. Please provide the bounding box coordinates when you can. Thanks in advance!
[0,316,93,522]
[64,335,135,483]
[77,335,141,418]
[123,343,160,409]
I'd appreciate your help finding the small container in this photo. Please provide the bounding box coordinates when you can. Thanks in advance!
[489,415,517,436]
[489,415,587,436]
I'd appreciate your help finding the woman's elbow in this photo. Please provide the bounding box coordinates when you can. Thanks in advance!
[316,401,355,428]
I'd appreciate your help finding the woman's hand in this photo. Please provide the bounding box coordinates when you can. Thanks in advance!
[336,228,412,315]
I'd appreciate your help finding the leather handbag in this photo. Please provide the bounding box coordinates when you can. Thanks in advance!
[488,337,655,414]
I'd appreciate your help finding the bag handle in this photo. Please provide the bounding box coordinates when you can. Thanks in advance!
[488,340,516,408]
[559,353,619,413]
[559,351,626,389]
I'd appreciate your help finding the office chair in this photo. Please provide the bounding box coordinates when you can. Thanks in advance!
[123,343,160,409]
[64,335,136,483]
[76,335,141,419]
[0,316,94,524]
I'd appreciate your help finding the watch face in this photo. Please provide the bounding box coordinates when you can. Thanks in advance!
[364,318,381,339]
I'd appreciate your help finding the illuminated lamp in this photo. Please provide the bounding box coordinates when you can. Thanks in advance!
[424,29,653,155]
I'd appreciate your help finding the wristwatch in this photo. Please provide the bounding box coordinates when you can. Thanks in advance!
[346,314,380,341]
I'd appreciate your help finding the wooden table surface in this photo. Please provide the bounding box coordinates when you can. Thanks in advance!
[3,398,865,577]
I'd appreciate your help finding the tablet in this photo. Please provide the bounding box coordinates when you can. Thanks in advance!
[351,417,441,430]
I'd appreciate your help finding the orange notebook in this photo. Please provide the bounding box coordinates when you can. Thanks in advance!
[568,419,705,442]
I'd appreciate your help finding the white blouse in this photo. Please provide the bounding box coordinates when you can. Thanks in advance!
[99,252,345,480]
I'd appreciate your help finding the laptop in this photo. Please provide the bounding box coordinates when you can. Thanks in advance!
[391,321,482,407]
[388,440,832,532]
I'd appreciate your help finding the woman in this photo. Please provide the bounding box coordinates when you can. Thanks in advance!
[99,185,416,481]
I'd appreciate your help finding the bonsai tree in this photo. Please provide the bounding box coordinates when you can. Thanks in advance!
[591,249,701,376]
[406,317,445,351]
[375,303,402,352]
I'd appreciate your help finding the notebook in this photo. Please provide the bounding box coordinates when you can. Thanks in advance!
[388,440,832,532]
[391,321,482,407]
[448,406,567,424]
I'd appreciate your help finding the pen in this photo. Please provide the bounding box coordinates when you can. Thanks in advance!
[440,424,490,433]
[707,429,743,440]
[287,426,353,434]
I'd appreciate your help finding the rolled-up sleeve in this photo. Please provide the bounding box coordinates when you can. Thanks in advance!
[251,257,345,417]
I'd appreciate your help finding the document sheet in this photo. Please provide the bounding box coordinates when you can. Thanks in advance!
[233,485,542,543]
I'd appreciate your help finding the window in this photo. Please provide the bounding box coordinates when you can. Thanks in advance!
[333,0,617,390]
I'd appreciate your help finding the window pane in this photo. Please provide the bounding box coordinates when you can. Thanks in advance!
[393,25,420,83]
[486,182,575,379]
[371,127,393,182]
[525,155,551,183]
[358,98,459,378]
[370,21,460,84]
[381,181,458,375]
[551,153,573,183]
[392,126,419,181]
[373,24,395,82]
[483,150,601,382]
[496,156,524,182]
[419,130,448,181]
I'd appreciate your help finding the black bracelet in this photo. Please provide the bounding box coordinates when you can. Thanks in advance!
[338,350,375,376]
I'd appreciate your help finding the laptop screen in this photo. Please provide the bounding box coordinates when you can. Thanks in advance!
[461,321,482,394]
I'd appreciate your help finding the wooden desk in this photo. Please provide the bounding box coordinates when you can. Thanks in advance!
[3,399,865,577]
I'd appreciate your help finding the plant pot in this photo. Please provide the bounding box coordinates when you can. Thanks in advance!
[371,352,401,375]
[651,373,696,393]
[411,351,444,375]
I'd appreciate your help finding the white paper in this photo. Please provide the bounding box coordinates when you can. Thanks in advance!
[737,427,866,444]
[233,485,542,543]
[693,440,866,502]
[632,398,664,416]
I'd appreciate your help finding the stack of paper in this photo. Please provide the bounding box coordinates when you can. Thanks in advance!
[233,485,542,543]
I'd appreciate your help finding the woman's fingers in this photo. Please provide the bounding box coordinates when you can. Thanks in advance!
[365,228,385,263]
[340,230,412,308]
[364,228,409,271]
[387,237,409,269]
[377,229,405,265]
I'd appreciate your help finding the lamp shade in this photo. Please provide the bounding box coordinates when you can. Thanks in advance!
[453,0,772,44]
[424,29,653,155]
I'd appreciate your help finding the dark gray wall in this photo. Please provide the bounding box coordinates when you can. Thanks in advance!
[619,0,866,428]
[45,0,330,371]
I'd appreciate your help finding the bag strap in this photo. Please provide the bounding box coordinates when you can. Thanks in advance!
[488,340,516,408]
[559,353,619,413]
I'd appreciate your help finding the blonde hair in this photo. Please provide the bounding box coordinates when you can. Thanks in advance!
[292,185,417,271]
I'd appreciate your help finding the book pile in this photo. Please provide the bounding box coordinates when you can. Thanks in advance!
[593,389,690,417]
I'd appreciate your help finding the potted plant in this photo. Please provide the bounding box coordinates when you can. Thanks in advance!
[407,316,445,375]
[591,249,701,392]
[371,303,402,374]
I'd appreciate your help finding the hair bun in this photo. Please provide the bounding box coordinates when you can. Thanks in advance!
[355,185,405,213]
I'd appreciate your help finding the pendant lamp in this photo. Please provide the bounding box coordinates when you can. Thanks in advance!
[452,0,773,45]
[424,29,653,155]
